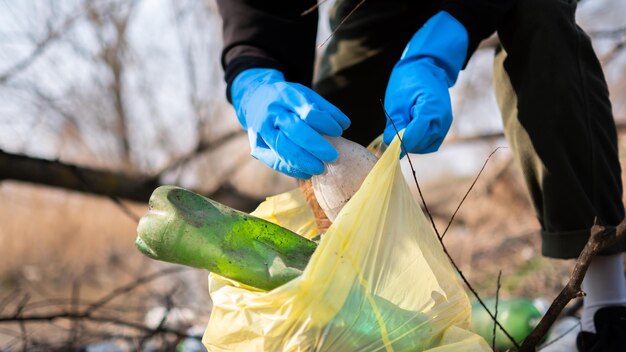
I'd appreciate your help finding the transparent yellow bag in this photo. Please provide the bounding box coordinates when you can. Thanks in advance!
[202,137,491,351]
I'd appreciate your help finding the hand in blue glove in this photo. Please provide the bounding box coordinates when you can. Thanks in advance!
[231,68,351,179]
[383,11,468,155]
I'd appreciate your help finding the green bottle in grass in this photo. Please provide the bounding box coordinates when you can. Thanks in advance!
[471,298,544,349]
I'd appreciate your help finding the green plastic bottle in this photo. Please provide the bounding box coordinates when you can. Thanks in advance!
[136,186,318,291]
[471,298,544,350]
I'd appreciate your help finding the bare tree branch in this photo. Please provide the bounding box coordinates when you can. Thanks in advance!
[492,270,502,351]
[0,312,192,339]
[589,27,626,39]
[0,148,159,203]
[139,289,176,349]
[90,1,140,170]
[600,37,626,65]
[0,267,198,348]
[0,10,81,84]
[301,0,332,16]
[157,129,244,174]
[519,219,626,351]
[441,147,506,239]
[84,267,184,316]
[318,0,367,48]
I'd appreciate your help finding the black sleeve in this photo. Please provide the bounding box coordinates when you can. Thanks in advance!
[441,0,517,61]
[216,0,318,101]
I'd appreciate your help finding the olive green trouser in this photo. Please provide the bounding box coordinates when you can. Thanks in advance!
[313,0,626,259]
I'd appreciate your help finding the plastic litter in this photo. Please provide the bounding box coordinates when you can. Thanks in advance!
[202,135,490,351]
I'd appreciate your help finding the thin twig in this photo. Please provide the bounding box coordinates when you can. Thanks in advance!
[562,298,583,318]
[380,101,440,237]
[318,0,367,48]
[441,147,506,239]
[13,294,30,352]
[139,294,174,349]
[0,10,81,84]
[301,0,331,16]
[84,267,184,315]
[156,130,243,174]
[492,270,502,351]
[588,27,626,39]
[19,319,27,352]
[108,195,141,223]
[13,294,30,318]
[537,320,582,351]
[69,280,80,349]
[0,268,195,348]
[67,161,141,223]
[600,38,626,65]
[24,298,147,314]
[380,102,520,348]
[0,327,36,351]
[0,312,191,338]
[0,288,20,315]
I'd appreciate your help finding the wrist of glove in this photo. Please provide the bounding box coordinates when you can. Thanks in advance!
[231,68,351,179]
[383,11,468,155]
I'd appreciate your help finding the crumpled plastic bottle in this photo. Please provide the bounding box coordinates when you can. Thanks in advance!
[311,137,377,221]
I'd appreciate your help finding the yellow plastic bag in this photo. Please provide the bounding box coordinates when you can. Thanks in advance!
[203,136,491,351]
[249,188,319,240]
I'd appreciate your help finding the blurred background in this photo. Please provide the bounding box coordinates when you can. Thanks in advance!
[0,0,625,350]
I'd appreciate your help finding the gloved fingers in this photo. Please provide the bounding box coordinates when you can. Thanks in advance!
[258,122,326,176]
[281,84,351,131]
[272,130,326,176]
[273,93,344,137]
[303,90,351,130]
[403,106,450,154]
[300,109,343,137]
[250,145,313,179]
[275,112,339,163]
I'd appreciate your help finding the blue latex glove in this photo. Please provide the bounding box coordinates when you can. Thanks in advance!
[231,68,351,179]
[383,11,468,155]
